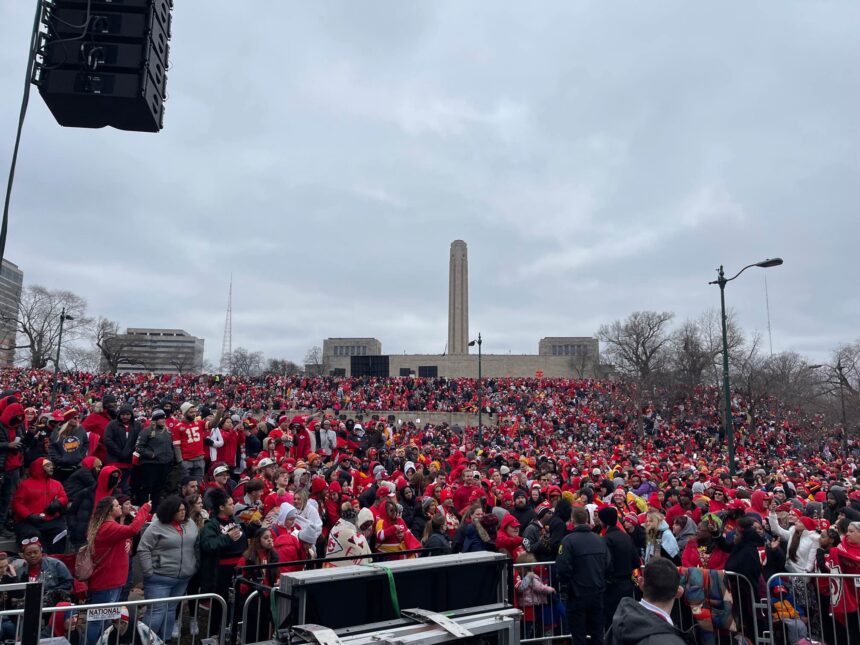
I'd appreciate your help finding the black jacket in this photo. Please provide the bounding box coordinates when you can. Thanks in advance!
[423,531,452,556]
[556,525,612,596]
[22,426,51,467]
[510,504,535,528]
[522,520,555,562]
[104,409,141,465]
[606,597,692,645]
[603,525,641,583]
[725,530,765,591]
[63,465,98,546]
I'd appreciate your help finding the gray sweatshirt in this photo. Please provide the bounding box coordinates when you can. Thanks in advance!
[137,519,199,579]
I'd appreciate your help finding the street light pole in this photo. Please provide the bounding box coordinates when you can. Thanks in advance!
[710,258,783,478]
[469,333,483,446]
[837,360,848,454]
[49,307,72,409]
[715,266,734,477]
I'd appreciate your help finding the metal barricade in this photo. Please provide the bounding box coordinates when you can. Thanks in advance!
[512,560,570,643]
[0,592,228,645]
[766,571,860,645]
[723,570,768,645]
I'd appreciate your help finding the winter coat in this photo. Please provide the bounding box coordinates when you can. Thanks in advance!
[606,597,691,645]
[89,509,151,592]
[510,504,536,529]
[138,519,199,579]
[768,512,818,573]
[603,525,641,583]
[673,515,697,552]
[323,517,372,566]
[724,529,765,591]
[22,426,51,467]
[556,525,612,597]
[0,400,25,473]
[134,423,174,465]
[103,409,141,466]
[462,522,495,552]
[272,525,306,572]
[517,571,555,607]
[199,514,248,592]
[423,530,452,556]
[11,457,68,522]
[48,425,89,469]
[62,457,100,545]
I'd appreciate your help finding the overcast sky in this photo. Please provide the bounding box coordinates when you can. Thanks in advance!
[1,2,858,366]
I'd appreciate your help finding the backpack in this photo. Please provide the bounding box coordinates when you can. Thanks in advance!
[74,544,105,581]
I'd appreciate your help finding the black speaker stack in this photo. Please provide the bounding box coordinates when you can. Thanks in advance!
[35,0,172,132]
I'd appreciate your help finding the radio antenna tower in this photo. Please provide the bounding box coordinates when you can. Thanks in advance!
[219,275,233,374]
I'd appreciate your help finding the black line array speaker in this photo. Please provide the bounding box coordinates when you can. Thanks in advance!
[36,0,172,132]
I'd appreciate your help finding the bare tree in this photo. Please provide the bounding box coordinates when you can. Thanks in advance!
[670,318,711,388]
[230,347,265,377]
[8,285,91,369]
[671,309,746,388]
[698,308,746,386]
[266,358,301,376]
[169,347,199,374]
[597,311,674,381]
[91,317,147,373]
[303,345,325,376]
[61,344,102,372]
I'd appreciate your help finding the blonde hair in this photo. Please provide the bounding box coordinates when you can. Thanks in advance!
[87,496,117,544]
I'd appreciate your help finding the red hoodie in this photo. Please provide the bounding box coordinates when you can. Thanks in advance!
[94,465,122,505]
[0,400,24,472]
[11,457,68,521]
[89,506,150,592]
[81,411,111,461]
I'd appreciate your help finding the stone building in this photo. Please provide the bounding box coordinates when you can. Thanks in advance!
[0,260,23,367]
[320,241,601,378]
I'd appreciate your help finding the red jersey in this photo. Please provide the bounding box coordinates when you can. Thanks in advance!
[172,420,206,461]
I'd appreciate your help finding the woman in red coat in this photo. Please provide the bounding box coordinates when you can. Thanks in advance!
[11,457,68,552]
[85,496,151,645]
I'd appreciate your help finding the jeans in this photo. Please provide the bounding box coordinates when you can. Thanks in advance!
[0,468,20,527]
[182,458,205,483]
[86,587,122,645]
[144,574,190,641]
[1,617,16,640]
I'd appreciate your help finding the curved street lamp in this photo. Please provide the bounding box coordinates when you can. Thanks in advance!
[468,333,483,444]
[709,258,783,477]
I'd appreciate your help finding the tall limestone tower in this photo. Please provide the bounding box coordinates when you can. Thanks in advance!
[448,240,469,355]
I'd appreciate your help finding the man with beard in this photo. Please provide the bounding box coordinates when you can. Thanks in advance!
[510,489,536,532]
[172,402,222,484]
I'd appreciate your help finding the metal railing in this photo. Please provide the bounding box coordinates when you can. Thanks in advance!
[512,561,572,643]
[765,571,860,645]
[0,591,227,645]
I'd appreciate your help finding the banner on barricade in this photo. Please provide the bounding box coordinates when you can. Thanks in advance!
[86,607,123,621]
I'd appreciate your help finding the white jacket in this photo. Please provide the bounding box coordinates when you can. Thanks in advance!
[768,512,818,573]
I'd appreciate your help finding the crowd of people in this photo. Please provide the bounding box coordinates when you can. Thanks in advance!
[0,367,856,644]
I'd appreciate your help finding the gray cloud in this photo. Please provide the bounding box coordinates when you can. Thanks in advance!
[0,1,857,364]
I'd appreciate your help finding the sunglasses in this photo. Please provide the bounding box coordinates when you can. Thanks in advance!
[21,537,41,546]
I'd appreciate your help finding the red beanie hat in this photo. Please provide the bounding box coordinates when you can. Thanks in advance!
[799,516,817,532]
